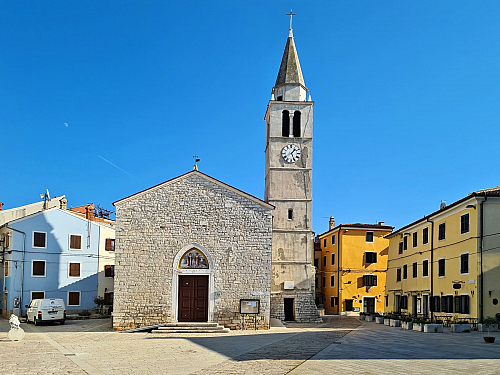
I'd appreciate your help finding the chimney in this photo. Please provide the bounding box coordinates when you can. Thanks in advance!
[0,202,3,211]
[329,216,335,230]
[378,221,385,226]
[86,203,95,221]
[59,197,68,210]
[440,200,447,210]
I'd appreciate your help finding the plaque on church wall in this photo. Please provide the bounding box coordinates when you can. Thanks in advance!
[179,249,209,269]
[240,299,260,314]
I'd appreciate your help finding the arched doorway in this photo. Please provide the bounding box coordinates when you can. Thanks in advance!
[171,244,214,322]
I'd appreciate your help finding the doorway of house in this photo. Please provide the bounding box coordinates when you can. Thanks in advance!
[363,297,376,314]
[284,298,295,321]
[178,275,208,322]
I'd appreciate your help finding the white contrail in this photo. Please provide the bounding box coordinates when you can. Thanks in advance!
[98,155,134,178]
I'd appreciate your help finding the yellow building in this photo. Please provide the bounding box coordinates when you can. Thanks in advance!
[318,219,393,315]
[385,186,500,323]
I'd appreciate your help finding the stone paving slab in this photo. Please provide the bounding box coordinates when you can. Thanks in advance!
[2,316,500,374]
[290,320,500,375]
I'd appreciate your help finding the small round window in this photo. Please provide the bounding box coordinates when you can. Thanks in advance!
[493,298,498,305]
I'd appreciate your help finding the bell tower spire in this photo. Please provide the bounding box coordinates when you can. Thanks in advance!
[274,10,307,102]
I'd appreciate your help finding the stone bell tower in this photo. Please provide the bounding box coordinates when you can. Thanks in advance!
[264,15,320,322]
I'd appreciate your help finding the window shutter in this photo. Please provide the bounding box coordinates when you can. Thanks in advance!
[448,296,454,313]
[454,296,461,313]
[430,297,435,312]
[373,275,377,286]
[106,239,112,251]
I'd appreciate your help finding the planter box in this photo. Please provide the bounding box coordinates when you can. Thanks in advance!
[401,321,413,330]
[478,324,499,332]
[451,323,471,333]
[360,315,366,320]
[375,317,384,324]
[423,323,443,333]
[365,315,374,322]
[412,323,424,332]
[390,319,401,327]
[384,319,390,326]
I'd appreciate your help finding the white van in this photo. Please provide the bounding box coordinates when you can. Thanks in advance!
[26,299,66,325]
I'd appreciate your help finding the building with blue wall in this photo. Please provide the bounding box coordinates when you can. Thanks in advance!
[1,205,115,316]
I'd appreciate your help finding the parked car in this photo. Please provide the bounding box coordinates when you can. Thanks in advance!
[26,299,66,325]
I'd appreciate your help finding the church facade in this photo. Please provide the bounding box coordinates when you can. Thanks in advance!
[112,171,273,331]
[112,21,320,330]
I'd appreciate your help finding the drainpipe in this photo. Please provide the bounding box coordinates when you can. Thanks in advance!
[6,225,26,316]
[479,196,487,323]
[426,218,434,322]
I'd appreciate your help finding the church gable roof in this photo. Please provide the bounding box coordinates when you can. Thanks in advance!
[113,170,274,210]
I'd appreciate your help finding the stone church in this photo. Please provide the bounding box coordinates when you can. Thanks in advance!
[112,22,320,331]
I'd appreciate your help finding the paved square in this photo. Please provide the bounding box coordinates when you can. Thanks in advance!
[1,316,499,374]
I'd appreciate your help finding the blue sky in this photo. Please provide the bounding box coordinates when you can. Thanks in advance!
[2,1,500,234]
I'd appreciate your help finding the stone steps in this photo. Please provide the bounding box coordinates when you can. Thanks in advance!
[151,322,230,334]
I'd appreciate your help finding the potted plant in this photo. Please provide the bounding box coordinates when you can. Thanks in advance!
[375,313,384,324]
[412,319,424,332]
[482,317,498,343]
[359,312,366,320]
[384,315,392,326]
[402,317,413,330]
[390,315,401,327]
[423,319,443,333]
[451,320,471,333]
[365,313,375,322]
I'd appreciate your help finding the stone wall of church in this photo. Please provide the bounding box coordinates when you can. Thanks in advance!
[112,174,273,331]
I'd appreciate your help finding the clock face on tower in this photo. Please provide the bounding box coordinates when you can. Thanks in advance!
[281,144,301,163]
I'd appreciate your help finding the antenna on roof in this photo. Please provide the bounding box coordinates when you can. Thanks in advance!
[40,189,51,209]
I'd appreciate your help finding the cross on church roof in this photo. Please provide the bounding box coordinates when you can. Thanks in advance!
[286,9,296,30]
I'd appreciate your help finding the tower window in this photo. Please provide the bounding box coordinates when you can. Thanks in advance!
[288,209,293,220]
[276,95,283,101]
[293,111,301,137]
[282,110,290,137]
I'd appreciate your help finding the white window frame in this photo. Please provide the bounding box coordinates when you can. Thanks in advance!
[438,222,446,242]
[403,264,408,280]
[32,231,47,249]
[362,296,377,313]
[460,213,470,235]
[330,274,335,288]
[365,231,374,243]
[422,259,429,278]
[412,232,418,248]
[331,253,335,265]
[331,234,335,245]
[460,252,470,275]
[68,234,82,251]
[364,251,377,264]
[438,257,446,278]
[31,260,46,277]
[396,267,402,282]
[322,276,326,288]
[67,291,81,307]
[31,291,45,301]
[68,262,82,278]
[460,293,471,315]
[422,227,429,245]
[412,261,418,278]
[363,273,377,287]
